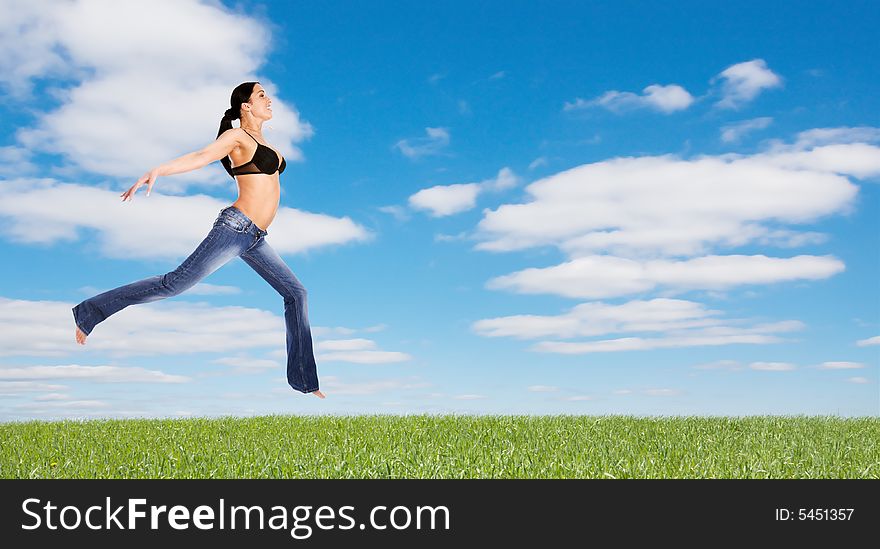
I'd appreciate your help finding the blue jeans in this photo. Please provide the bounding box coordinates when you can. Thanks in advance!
[72,205,319,393]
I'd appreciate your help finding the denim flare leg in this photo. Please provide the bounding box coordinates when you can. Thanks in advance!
[72,206,319,393]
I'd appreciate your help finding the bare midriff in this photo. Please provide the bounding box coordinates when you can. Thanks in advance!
[231,173,280,231]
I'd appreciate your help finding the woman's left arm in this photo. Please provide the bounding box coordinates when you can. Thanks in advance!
[120,130,243,202]
[155,151,209,177]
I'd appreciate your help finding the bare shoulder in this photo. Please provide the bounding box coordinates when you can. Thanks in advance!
[217,127,252,153]
[198,127,248,162]
[219,127,248,145]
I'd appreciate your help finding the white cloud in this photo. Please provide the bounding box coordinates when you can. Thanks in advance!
[310,339,413,364]
[377,205,411,221]
[489,71,506,80]
[720,117,773,143]
[753,145,880,180]
[565,84,694,114]
[408,167,519,216]
[694,360,865,371]
[693,360,743,371]
[642,85,696,112]
[643,388,682,396]
[0,296,285,358]
[409,182,481,217]
[0,179,371,260]
[529,157,548,170]
[14,400,111,411]
[316,351,413,365]
[33,393,72,401]
[0,381,68,395]
[713,59,782,109]
[452,394,487,400]
[0,146,38,176]
[473,297,804,353]
[393,127,450,159]
[474,298,727,339]
[527,385,559,392]
[782,126,880,149]
[211,355,280,373]
[532,327,796,354]
[486,254,843,299]
[475,132,871,258]
[309,325,386,337]
[749,126,880,180]
[816,361,865,369]
[3,0,313,188]
[316,339,377,352]
[486,167,519,192]
[313,339,412,364]
[0,1,78,97]
[749,362,797,371]
[434,232,469,242]
[856,336,880,347]
[188,283,242,295]
[315,375,430,395]
[0,364,190,383]
[847,376,870,384]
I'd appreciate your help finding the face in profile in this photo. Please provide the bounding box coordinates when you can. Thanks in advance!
[247,84,273,120]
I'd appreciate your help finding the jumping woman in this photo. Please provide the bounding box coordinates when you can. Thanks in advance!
[72,82,325,399]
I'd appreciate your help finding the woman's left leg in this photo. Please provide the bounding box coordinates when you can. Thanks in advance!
[72,219,248,337]
[240,236,319,394]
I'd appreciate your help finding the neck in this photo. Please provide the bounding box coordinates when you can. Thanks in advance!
[240,118,263,133]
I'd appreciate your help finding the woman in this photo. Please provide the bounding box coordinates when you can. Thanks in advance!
[72,82,325,399]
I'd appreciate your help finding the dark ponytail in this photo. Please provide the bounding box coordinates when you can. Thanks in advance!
[217,81,259,179]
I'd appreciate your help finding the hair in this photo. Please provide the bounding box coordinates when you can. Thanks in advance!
[217,81,259,178]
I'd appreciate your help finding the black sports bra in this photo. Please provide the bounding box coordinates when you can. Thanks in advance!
[230,129,286,176]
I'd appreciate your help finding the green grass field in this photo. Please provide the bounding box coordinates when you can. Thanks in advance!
[1,414,877,479]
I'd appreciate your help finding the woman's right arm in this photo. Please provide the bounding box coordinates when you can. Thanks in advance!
[121,128,243,202]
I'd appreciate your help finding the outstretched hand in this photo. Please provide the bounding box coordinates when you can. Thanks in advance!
[121,168,160,202]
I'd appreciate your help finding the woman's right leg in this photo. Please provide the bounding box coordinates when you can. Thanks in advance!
[72,216,249,336]
[239,236,320,394]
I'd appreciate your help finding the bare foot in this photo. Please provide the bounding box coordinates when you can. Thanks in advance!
[75,325,87,345]
[311,390,326,399]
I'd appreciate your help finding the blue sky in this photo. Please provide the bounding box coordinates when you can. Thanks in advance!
[1,0,878,421]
